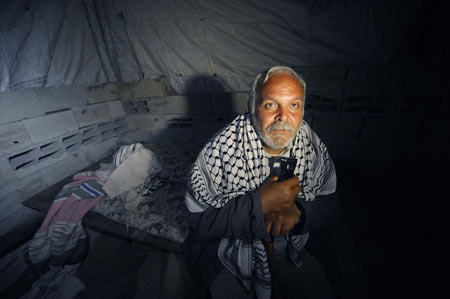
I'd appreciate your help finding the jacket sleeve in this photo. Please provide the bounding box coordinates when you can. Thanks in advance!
[186,190,267,242]
[293,191,343,235]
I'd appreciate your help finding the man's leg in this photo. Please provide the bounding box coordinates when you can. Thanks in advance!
[209,268,252,299]
[275,250,336,299]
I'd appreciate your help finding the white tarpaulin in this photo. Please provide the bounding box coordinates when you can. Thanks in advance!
[0,0,116,92]
[0,0,420,93]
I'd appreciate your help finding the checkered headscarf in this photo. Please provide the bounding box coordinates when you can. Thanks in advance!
[185,113,336,298]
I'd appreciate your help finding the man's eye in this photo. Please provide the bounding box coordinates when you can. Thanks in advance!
[291,102,301,109]
[264,103,274,109]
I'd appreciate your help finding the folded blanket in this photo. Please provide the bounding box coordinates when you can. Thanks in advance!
[25,171,109,299]
[24,143,165,298]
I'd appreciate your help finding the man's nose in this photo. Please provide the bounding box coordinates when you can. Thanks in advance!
[275,106,288,121]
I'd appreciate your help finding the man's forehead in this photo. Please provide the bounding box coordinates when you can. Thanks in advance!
[262,97,303,102]
[259,74,303,99]
[262,73,303,90]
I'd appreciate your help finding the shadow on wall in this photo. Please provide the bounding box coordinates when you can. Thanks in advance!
[150,75,239,149]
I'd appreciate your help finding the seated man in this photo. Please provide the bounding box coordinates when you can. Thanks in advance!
[185,66,340,299]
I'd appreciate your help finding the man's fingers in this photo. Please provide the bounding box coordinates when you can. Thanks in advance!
[269,176,279,182]
[265,219,272,234]
[271,221,282,237]
[281,222,294,235]
[285,176,300,185]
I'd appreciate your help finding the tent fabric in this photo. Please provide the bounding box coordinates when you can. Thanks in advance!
[0,0,420,93]
[0,0,116,92]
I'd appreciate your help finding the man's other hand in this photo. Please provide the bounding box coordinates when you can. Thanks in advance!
[260,176,301,215]
[265,204,301,237]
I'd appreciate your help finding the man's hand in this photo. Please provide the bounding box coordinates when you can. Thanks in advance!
[260,176,302,215]
[265,204,301,237]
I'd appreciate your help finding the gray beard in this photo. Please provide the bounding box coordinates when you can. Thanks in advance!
[251,114,297,151]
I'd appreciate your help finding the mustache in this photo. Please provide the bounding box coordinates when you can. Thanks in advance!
[266,121,294,132]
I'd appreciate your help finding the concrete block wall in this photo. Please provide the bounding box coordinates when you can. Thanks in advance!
[120,65,448,174]
[0,83,134,237]
[0,64,447,251]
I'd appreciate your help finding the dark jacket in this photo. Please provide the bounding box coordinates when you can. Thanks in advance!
[185,188,342,292]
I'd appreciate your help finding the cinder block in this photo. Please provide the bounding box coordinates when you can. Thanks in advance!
[345,95,371,104]
[311,95,342,115]
[82,136,101,146]
[134,77,172,98]
[15,149,68,179]
[98,121,116,132]
[0,122,33,157]
[123,100,145,114]
[82,126,100,139]
[81,127,101,146]
[305,94,320,105]
[134,114,169,132]
[293,66,348,80]
[365,105,395,115]
[35,85,88,112]
[360,118,390,142]
[0,157,17,193]
[5,170,50,202]
[66,142,82,152]
[118,130,151,145]
[72,103,112,127]
[147,95,210,115]
[123,101,134,109]
[342,96,370,115]
[85,137,118,164]
[108,100,126,118]
[372,95,399,105]
[42,152,91,186]
[334,138,383,160]
[8,147,41,171]
[119,82,135,100]
[2,84,85,126]
[23,110,78,143]
[164,115,195,131]
[194,115,229,138]
[88,83,119,104]
[128,100,150,113]
[122,115,138,131]
[39,148,64,163]
[313,116,362,138]
[345,65,405,94]
[62,133,82,146]
[0,89,38,125]
[212,92,247,114]
[113,126,128,135]
[115,118,126,126]
[40,140,61,155]
[381,142,422,163]
[135,100,149,107]
[101,129,116,140]
[307,80,344,94]
[361,118,422,143]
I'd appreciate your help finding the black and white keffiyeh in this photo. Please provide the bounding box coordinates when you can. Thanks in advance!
[185,113,336,299]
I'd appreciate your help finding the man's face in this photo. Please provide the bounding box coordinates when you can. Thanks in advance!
[254,73,304,153]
